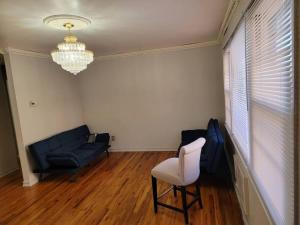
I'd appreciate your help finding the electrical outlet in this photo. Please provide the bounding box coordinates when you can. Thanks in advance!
[111,136,115,141]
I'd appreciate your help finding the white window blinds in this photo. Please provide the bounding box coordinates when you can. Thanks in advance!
[246,0,294,224]
[229,20,250,161]
[223,49,231,129]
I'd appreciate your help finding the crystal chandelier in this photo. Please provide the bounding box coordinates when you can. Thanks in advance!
[51,23,94,75]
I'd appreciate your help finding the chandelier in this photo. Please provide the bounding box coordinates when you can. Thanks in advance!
[44,15,94,75]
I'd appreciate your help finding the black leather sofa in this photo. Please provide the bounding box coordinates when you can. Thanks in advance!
[29,125,110,181]
[177,119,225,173]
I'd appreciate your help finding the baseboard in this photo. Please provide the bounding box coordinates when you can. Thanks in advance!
[234,183,249,225]
[0,167,38,187]
[110,148,177,152]
[23,180,39,187]
[22,180,32,187]
[23,175,39,187]
[0,167,19,178]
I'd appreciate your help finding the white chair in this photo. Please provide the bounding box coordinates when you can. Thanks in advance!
[151,137,206,224]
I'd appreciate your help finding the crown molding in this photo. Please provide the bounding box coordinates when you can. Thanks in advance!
[96,40,220,61]
[5,47,50,59]
[2,40,220,61]
[217,0,240,43]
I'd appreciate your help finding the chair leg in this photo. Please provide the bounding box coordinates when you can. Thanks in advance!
[105,149,109,157]
[173,185,177,197]
[195,182,203,208]
[180,186,189,224]
[152,176,158,213]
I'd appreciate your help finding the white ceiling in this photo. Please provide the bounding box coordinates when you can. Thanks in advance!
[0,0,229,56]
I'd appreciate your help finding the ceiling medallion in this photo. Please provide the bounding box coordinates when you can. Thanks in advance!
[44,15,94,75]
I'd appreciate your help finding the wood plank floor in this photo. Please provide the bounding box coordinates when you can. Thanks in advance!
[0,152,244,225]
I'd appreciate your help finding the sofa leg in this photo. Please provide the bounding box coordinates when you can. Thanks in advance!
[69,171,79,182]
[39,173,44,182]
[70,175,77,182]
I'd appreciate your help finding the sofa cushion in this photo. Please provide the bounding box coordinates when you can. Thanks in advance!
[47,152,81,168]
[48,136,62,151]
[69,138,84,151]
[57,131,76,146]
[75,125,90,139]
[56,126,90,151]
[72,149,99,166]
[57,132,76,151]
[80,142,106,150]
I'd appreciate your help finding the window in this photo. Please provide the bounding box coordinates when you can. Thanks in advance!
[223,48,231,129]
[246,0,294,224]
[223,19,250,161]
[230,20,250,161]
[223,0,295,224]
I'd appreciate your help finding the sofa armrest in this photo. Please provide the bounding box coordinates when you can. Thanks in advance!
[95,133,110,146]
[181,129,207,144]
[176,129,207,157]
[47,152,81,168]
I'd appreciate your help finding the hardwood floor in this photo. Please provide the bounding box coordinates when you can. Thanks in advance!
[0,152,244,225]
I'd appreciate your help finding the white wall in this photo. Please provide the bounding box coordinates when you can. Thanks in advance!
[0,65,19,177]
[5,49,84,186]
[78,45,225,151]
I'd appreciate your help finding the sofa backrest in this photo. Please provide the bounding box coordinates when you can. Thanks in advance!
[29,125,90,171]
[210,119,225,172]
[202,119,225,172]
[213,119,224,145]
[202,119,218,154]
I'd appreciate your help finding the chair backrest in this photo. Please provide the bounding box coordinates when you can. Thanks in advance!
[179,137,206,185]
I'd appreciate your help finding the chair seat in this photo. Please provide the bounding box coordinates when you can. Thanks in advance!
[151,137,205,224]
[151,158,186,186]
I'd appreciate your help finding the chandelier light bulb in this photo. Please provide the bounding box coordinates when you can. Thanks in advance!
[51,34,94,75]
[44,15,94,75]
